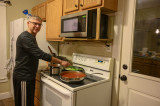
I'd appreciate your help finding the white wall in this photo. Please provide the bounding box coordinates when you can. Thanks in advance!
[0,0,46,98]
[0,3,7,82]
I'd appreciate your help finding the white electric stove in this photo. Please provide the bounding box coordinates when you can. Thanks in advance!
[41,53,114,106]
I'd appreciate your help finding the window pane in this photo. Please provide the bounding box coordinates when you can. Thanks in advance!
[132,0,160,78]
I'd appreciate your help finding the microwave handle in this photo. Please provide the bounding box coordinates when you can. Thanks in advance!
[41,77,71,97]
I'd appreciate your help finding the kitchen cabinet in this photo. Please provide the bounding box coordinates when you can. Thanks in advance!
[32,6,37,16]
[46,0,63,41]
[34,72,41,106]
[32,2,46,21]
[132,56,160,78]
[63,0,118,15]
[37,2,46,20]
[63,0,79,13]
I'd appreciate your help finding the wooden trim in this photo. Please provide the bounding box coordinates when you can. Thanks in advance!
[46,38,64,41]
[96,8,101,40]
[63,38,113,42]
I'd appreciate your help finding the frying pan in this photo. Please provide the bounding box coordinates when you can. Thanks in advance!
[59,71,86,83]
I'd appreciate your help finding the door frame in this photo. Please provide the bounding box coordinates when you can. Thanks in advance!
[111,0,125,106]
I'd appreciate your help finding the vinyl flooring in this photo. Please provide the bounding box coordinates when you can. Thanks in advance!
[0,98,15,106]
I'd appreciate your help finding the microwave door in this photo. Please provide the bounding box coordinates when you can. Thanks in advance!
[61,18,87,37]
[61,11,89,38]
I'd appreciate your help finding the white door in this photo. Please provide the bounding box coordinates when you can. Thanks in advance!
[119,0,160,106]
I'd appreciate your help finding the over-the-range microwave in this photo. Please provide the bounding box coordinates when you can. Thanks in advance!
[60,9,109,39]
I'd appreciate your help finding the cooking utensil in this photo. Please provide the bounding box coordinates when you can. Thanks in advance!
[52,67,60,75]
[49,63,62,76]
[48,46,56,57]
[59,71,86,83]
[62,66,85,73]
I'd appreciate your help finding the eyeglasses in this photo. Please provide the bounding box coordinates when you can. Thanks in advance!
[29,21,42,27]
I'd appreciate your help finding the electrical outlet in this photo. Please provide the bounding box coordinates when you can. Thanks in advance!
[106,44,112,52]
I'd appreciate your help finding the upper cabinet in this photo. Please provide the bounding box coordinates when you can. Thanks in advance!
[32,6,37,16]
[32,2,46,21]
[63,0,79,13]
[31,0,117,41]
[81,0,102,9]
[37,2,46,20]
[63,0,118,15]
[46,0,63,41]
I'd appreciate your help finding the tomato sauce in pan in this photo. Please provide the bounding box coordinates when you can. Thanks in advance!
[61,72,86,78]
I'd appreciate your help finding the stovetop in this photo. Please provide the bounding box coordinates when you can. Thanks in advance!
[42,71,104,88]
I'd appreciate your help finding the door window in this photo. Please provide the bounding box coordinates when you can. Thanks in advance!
[132,0,160,78]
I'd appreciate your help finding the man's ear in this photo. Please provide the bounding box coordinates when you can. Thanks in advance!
[27,21,30,25]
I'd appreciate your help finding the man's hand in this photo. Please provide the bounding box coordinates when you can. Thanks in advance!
[51,56,71,68]
[60,61,71,68]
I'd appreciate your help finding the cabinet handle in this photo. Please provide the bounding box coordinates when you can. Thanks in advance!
[75,4,78,7]
[80,4,83,7]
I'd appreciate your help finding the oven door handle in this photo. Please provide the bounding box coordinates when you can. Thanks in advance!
[41,77,71,98]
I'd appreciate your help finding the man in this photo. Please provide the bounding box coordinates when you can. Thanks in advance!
[13,16,70,106]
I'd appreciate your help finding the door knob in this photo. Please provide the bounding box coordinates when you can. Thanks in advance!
[120,75,127,81]
[123,64,128,70]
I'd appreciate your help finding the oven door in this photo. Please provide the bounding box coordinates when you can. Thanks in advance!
[41,77,73,106]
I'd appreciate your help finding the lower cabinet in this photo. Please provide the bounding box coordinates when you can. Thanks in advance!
[132,56,160,78]
[34,73,40,106]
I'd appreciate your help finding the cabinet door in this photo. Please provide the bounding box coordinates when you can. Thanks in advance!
[35,80,40,99]
[37,2,46,20]
[46,0,62,40]
[63,0,79,13]
[32,7,37,16]
[80,0,102,10]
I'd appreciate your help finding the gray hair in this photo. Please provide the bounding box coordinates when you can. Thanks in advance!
[28,15,42,22]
